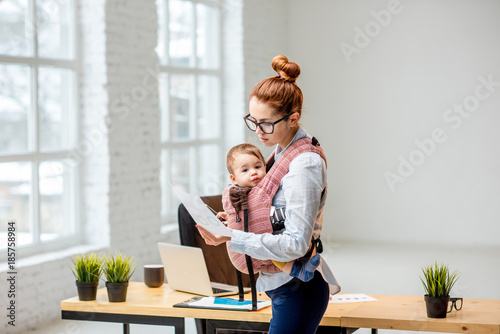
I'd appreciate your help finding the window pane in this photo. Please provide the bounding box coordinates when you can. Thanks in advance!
[170,74,193,140]
[159,73,169,141]
[36,0,74,59]
[198,145,221,196]
[169,0,193,67]
[156,0,167,65]
[171,147,191,188]
[39,66,74,152]
[39,159,74,242]
[0,0,33,57]
[198,75,220,139]
[0,64,31,155]
[168,147,192,215]
[196,4,219,69]
[0,161,33,250]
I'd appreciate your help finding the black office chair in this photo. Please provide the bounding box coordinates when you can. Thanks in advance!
[178,195,263,334]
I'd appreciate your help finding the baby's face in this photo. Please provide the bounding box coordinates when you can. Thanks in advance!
[230,153,266,188]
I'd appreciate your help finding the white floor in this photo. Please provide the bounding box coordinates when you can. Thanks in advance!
[30,241,500,334]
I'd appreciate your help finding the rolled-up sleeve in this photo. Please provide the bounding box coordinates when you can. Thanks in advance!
[229,152,327,263]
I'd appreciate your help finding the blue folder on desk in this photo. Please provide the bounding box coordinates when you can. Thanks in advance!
[174,296,271,311]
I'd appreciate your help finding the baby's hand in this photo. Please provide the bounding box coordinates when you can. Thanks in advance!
[216,212,228,225]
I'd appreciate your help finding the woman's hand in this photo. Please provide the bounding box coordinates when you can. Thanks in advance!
[196,225,232,246]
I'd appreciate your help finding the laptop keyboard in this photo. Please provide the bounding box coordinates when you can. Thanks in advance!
[212,287,231,294]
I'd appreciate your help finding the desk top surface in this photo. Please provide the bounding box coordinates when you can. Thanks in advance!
[61,282,355,325]
[342,295,500,333]
[61,283,500,332]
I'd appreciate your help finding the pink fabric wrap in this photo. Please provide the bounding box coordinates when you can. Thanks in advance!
[223,137,327,274]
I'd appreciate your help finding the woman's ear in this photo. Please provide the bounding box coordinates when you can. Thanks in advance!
[289,112,300,127]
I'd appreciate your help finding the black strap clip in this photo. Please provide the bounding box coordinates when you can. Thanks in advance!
[315,237,323,254]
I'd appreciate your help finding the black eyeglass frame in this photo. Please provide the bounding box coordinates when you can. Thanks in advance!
[447,297,463,313]
[243,113,295,134]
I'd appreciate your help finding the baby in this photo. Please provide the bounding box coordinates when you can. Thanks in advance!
[219,143,319,282]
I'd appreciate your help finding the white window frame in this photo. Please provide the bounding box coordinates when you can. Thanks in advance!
[0,0,80,257]
[157,0,225,226]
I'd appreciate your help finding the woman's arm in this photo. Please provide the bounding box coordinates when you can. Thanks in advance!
[230,152,327,262]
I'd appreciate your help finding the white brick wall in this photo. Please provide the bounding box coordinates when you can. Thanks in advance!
[80,0,109,247]
[222,0,246,156]
[104,0,162,265]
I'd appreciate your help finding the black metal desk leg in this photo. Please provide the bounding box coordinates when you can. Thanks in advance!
[372,329,378,334]
[174,318,185,334]
[123,323,130,334]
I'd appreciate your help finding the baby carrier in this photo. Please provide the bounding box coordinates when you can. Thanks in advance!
[222,136,327,309]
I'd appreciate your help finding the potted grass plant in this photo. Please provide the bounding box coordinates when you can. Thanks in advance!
[71,252,103,301]
[420,262,460,318]
[103,252,135,302]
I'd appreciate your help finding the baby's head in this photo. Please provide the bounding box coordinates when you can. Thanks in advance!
[226,143,266,188]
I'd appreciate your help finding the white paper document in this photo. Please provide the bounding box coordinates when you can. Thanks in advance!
[171,185,233,237]
[329,294,377,303]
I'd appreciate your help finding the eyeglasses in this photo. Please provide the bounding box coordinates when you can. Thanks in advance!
[448,297,463,313]
[243,113,294,134]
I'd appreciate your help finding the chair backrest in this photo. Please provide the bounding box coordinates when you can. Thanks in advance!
[178,195,253,287]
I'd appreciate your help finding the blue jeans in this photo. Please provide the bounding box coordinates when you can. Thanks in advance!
[265,271,330,334]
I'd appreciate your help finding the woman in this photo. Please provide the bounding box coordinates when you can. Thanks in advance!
[197,55,340,334]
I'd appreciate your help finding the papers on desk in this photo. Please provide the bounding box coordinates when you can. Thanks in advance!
[330,294,377,303]
[174,296,272,311]
[170,185,233,237]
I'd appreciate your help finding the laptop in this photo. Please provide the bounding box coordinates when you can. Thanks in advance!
[158,242,250,297]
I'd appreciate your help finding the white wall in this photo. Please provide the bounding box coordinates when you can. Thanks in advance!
[242,0,289,157]
[288,0,500,247]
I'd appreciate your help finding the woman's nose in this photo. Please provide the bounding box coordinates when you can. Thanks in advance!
[255,126,263,134]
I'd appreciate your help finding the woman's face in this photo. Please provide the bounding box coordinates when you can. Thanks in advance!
[248,97,299,149]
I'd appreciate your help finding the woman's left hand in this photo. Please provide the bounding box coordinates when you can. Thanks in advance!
[196,225,232,246]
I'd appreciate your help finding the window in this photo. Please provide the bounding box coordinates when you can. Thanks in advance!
[157,0,224,224]
[0,0,79,256]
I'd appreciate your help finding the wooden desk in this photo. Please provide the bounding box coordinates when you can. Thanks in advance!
[342,295,500,334]
[61,282,351,333]
[61,284,500,334]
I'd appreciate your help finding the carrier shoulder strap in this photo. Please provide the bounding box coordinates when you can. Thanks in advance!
[243,208,258,310]
[255,136,327,200]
